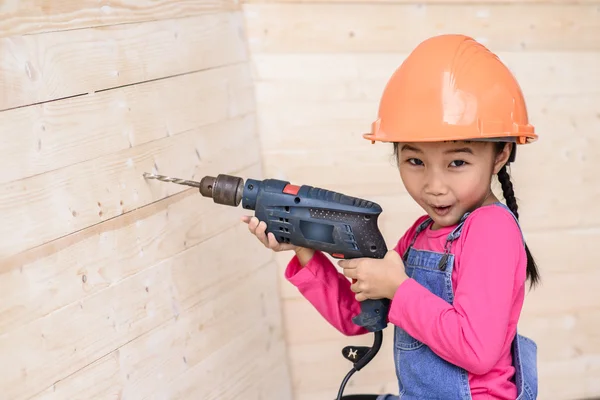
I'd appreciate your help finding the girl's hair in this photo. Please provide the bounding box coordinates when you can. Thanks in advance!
[392,142,540,288]
[494,142,540,288]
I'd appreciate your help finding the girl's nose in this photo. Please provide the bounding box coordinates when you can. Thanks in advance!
[424,172,448,196]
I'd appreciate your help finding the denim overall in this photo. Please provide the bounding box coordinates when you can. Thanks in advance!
[375,202,538,400]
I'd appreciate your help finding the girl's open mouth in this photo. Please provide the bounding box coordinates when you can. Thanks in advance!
[431,205,452,216]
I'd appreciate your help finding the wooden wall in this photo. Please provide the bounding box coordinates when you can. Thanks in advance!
[242,1,600,399]
[0,2,293,399]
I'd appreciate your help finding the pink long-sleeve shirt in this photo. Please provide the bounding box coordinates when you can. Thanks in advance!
[284,204,527,400]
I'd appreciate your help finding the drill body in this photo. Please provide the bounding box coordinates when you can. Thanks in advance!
[201,174,391,333]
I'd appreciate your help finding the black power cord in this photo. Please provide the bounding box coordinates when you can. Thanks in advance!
[336,331,384,400]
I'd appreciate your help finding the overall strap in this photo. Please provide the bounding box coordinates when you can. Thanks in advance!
[437,212,471,271]
[401,217,433,261]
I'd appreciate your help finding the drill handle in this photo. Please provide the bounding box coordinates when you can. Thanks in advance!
[348,247,391,333]
[353,298,390,333]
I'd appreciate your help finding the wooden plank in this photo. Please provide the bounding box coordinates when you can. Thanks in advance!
[0,11,248,111]
[253,52,600,95]
[32,262,287,400]
[525,229,600,274]
[153,262,287,399]
[0,113,260,258]
[0,63,255,185]
[252,52,600,97]
[0,162,261,335]
[519,310,600,363]
[31,351,123,400]
[537,357,600,399]
[522,269,600,317]
[243,3,600,52]
[0,222,275,400]
[0,1,238,38]
[244,0,599,3]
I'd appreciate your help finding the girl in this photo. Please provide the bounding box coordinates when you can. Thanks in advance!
[242,34,540,400]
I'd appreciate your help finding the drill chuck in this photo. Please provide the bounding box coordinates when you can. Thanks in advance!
[199,174,244,207]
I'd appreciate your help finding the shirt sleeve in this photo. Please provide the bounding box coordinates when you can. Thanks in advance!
[387,206,526,375]
[284,250,368,336]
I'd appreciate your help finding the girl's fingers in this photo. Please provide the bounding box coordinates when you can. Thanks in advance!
[247,218,298,252]
[241,215,252,224]
[246,217,268,246]
[267,232,280,249]
[249,218,267,244]
[255,221,270,247]
[350,281,361,293]
[268,232,298,252]
[355,292,367,302]
[247,216,259,233]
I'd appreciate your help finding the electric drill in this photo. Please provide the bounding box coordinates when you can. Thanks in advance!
[143,172,391,398]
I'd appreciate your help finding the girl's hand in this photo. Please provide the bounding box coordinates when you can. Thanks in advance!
[338,250,408,301]
[241,215,297,251]
[241,216,313,260]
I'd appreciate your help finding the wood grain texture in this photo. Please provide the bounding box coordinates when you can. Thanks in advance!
[0,0,238,38]
[243,3,600,52]
[0,162,261,335]
[0,11,248,111]
[0,113,259,259]
[0,63,254,185]
[0,3,293,400]
[32,324,291,400]
[0,222,280,400]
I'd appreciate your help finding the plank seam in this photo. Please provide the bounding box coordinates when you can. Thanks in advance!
[0,92,88,113]
[94,60,249,94]
[0,60,250,113]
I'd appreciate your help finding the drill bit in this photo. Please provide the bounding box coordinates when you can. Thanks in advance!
[143,172,245,207]
[143,173,202,188]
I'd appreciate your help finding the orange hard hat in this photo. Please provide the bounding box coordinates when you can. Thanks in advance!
[364,34,537,145]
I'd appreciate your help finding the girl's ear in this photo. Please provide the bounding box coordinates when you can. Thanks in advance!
[493,143,512,174]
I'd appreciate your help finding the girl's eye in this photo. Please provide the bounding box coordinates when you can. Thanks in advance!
[407,158,423,166]
[450,160,466,167]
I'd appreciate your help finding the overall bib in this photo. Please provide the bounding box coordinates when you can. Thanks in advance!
[373,203,538,400]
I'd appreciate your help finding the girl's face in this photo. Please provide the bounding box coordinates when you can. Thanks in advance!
[397,140,511,229]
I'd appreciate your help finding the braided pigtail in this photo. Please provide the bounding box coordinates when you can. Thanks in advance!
[497,163,540,288]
